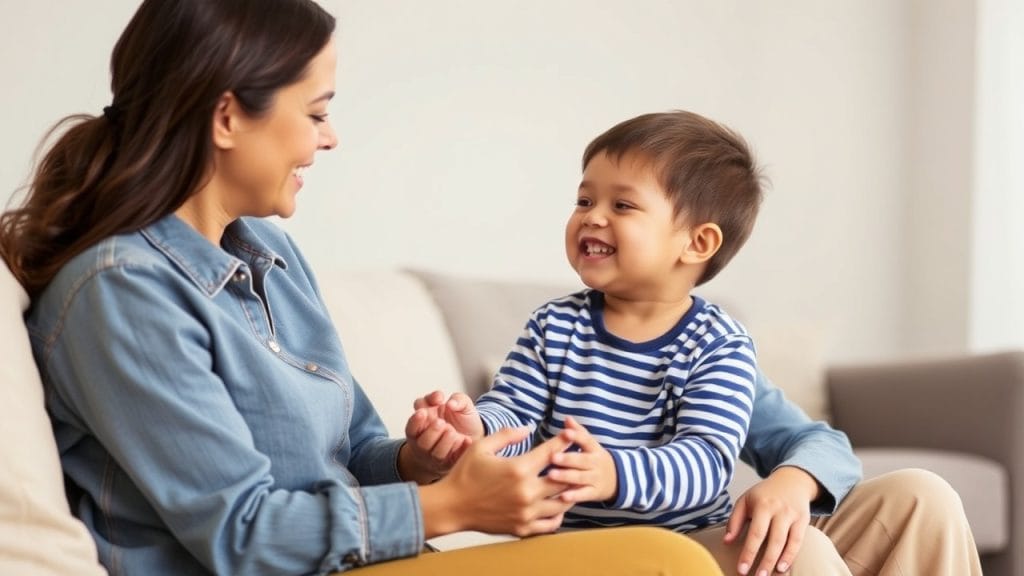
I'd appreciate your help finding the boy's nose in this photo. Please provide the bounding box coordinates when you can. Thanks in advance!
[582,210,607,227]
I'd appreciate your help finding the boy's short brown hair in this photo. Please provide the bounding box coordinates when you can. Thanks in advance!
[583,110,764,285]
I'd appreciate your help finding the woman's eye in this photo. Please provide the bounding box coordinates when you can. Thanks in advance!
[310,113,329,123]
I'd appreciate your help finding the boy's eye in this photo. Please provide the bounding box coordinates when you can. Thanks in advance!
[615,201,634,210]
[575,198,592,207]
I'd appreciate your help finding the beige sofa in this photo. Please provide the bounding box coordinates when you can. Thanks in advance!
[3,263,1020,574]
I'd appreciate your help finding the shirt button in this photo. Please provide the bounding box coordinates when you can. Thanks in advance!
[343,553,362,566]
[305,363,319,372]
[268,340,281,353]
[233,271,247,282]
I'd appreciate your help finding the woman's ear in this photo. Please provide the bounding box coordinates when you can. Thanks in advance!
[211,91,242,150]
[680,222,723,264]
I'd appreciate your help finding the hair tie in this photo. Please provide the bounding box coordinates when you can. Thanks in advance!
[102,105,121,124]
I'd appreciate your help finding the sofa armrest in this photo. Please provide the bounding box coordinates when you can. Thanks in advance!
[827,350,1024,573]
[826,350,1024,462]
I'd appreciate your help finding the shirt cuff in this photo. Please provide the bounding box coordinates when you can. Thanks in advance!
[324,482,423,572]
[774,453,861,515]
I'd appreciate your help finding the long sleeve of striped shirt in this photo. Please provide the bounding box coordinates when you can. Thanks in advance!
[475,291,757,531]
[476,313,552,455]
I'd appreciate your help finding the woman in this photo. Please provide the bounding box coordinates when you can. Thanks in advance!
[0,0,718,574]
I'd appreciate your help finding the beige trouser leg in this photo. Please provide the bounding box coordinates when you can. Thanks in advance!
[812,468,983,576]
[688,522,850,575]
[348,526,723,576]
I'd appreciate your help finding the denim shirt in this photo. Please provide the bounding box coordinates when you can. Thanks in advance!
[28,215,422,575]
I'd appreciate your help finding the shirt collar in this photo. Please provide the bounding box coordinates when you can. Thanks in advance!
[140,214,287,297]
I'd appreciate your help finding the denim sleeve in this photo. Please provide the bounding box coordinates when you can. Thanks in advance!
[740,371,863,515]
[346,379,406,485]
[276,227,407,488]
[41,264,422,574]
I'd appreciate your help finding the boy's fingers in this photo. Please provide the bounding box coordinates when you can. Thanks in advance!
[404,409,430,437]
[416,418,448,451]
[545,467,593,486]
[426,390,446,406]
[550,451,591,470]
[754,520,789,576]
[447,392,474,414]
[563,416,600,451]
[430,427,462,460]
[737,511,771,575]
[413,390,445,410]
[723,496,748,544]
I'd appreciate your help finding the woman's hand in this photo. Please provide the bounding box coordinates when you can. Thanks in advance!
[724,466,821,576]
[419,426,575,538]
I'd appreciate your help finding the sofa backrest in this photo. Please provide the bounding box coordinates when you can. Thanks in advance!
[0,261,107,575]
[408,269,576,399]
[316,268,465,435]
[409,269,831,422]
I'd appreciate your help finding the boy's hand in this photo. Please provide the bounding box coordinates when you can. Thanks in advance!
[724,466,820,576]
[415,390,485,440]
[403,390,484,478]
[545,416,618,503]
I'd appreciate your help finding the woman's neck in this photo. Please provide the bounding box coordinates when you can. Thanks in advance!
[175,193,233,245]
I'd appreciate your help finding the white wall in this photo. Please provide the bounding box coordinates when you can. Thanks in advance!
[971,0,1024,351]
[903,0,976,355]
[0,1,958,365]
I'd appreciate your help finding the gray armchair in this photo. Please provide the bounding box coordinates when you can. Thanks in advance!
[829,350,1024,576]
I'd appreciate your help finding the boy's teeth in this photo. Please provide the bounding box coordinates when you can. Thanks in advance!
[584,242,614,255]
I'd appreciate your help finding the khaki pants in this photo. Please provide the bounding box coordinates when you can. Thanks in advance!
[690,469,983,575]
[349,526,723,575]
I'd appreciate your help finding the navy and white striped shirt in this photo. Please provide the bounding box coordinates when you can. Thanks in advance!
[476,290,756,532]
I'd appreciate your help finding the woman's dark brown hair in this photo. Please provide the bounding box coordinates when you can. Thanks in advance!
[0,0,335,297]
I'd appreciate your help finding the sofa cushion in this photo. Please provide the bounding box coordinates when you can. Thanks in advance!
[0,261,106,575]
[317,269,465,435]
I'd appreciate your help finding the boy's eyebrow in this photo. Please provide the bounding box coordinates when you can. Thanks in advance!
[309,91,335,105]
[578,180,640,194]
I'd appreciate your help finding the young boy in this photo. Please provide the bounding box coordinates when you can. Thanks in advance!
[408,110,764,533]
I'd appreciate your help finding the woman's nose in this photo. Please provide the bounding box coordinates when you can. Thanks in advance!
[319,122,338,150]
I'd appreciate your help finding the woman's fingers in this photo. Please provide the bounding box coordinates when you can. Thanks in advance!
[474,426,532,455]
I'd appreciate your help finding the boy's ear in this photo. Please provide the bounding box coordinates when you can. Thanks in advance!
[211,91,244,150]
[680,222,723,264]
